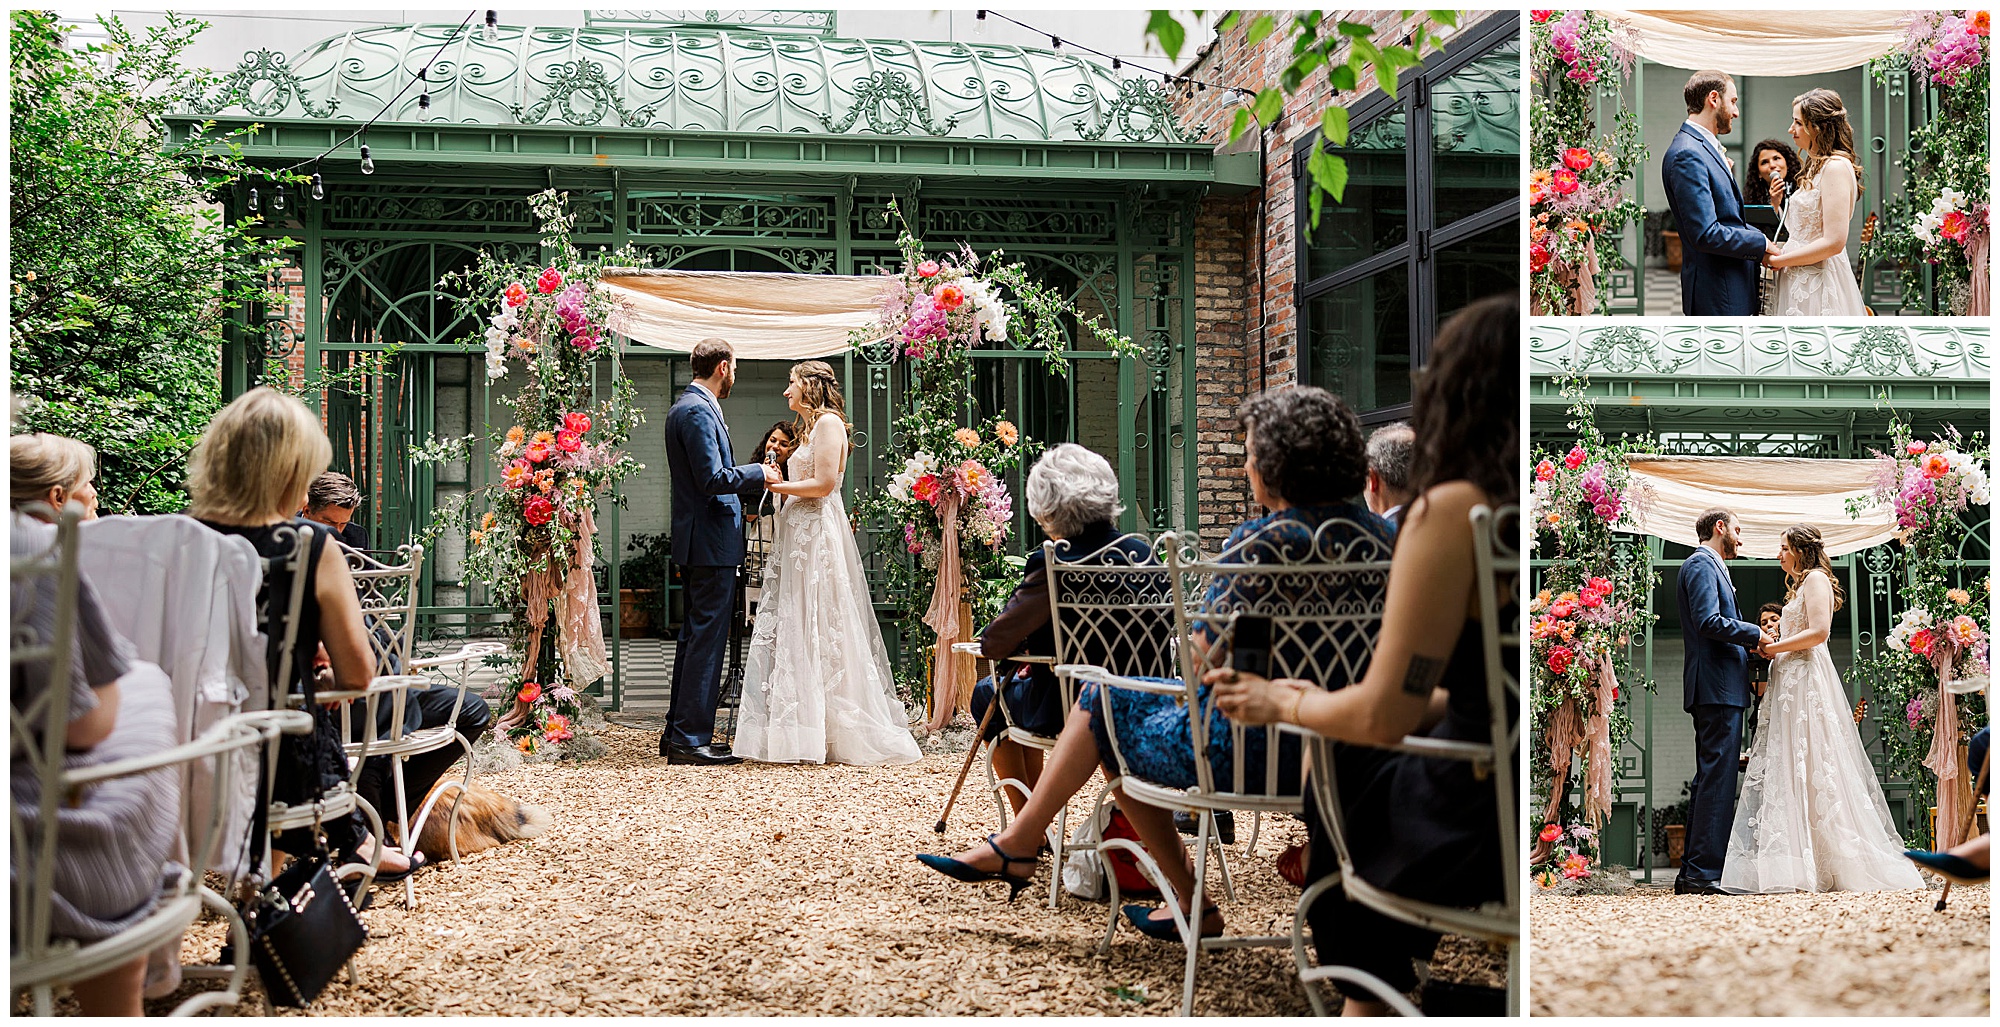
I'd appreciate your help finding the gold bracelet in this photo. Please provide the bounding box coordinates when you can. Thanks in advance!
[1285,686,1307,726]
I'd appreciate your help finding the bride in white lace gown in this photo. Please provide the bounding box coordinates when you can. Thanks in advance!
[734,361,921,766]
[1722,525,1922,893]
[1767,88,1867,316]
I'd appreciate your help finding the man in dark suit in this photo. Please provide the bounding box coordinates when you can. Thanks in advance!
[661,338,772,765]
[1661,70,1781,316]
[1674,507,1774,895]
[1362,422,1415,529]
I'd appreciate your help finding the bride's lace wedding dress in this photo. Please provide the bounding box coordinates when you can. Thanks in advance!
[734,414,921,766]
[1771,155,1867,316]
[1721,571,1923,893]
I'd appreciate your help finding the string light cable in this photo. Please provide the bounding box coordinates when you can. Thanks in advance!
[976,10,1255,101]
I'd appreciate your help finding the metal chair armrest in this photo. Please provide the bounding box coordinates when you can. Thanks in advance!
[950,642,986,657]
[408,640,507,671]
[1068,666,1185,697]
[63,710,293,788]
[1285,722,1493,764]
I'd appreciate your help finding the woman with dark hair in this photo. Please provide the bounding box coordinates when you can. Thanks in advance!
[1215,294,1518,1013]
[1767,88,1867,315]
[1744,138,1802,210]
[919,387,1394,944]
[1721,523,1923,894]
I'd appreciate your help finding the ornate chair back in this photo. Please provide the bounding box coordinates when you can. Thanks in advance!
[345,544,424,677]
[1044,533,1177,707]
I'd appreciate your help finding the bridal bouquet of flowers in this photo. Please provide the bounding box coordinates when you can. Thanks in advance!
[1528,379,1657,870]
[424,190,645,758]
[1528,11,1645,315]
[1847,419,1989,845]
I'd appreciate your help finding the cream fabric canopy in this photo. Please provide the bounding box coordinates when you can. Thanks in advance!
[1605,10,1908,76]
[1623,456,1896,558]
[600,269,892,359]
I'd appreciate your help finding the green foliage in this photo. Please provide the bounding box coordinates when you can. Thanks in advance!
[1145,10,1457,228]
[9,11,293,514]
[1527,11,1646,315]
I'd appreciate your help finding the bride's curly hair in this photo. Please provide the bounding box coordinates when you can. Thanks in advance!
[1780,523,1844,611]
[787,360,851,438]
[1792,88,1864,196]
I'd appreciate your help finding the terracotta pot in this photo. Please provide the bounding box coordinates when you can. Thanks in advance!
[1664,823,1686,868]
[1663,231,1683,272]
[619,588,658,637]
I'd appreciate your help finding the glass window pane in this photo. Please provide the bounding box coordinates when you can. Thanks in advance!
[1305,109,1408,281]
[1306,266,1411,415]
[1432,36,1521,227]
[1435,225,1519,325]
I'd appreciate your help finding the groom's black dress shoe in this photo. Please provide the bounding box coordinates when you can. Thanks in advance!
[1672,876,1729,896]
[666,743,744,766]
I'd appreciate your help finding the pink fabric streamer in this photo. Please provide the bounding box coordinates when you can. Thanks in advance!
[1582,659,1618,831]
[1965,228,1989,316]
[559,506,610,686]
[1925,637,1964,851]
[924,494,965,732]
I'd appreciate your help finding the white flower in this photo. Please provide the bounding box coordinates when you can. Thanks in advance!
[1938,186,1966,212]
[485,353,507,380]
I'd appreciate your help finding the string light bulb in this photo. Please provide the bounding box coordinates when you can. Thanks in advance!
[310,172,324,200]
[419,92,431,110]
[1112,57,1122,71]
[1051,35,1062,50]
[484,9,498,42]
[359,144,375,175]
[271,183,287,212]
[973,9,987,38]
[246,187,260,213]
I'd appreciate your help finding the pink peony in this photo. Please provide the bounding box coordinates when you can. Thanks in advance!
[536,267,563,294]
[915,260,940,278]
[1564,445,1588,470]
[504,282,528,307]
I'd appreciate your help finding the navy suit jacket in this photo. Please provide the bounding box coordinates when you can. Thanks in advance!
[664,384,767,567]
[1676,547,1763,712]
[1662,123,1767,316]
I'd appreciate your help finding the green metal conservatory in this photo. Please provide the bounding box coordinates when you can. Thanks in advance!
[1530,322,1991,871]
[164,12,1251,707]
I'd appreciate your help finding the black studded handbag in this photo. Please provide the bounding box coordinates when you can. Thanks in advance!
[244,852,367,1007]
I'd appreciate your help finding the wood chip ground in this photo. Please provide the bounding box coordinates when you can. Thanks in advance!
[133,724,1501,1015]
[1529,886,1990,1016]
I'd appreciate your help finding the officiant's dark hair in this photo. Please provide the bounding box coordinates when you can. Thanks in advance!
[1695,507,1734,542]
[691,338,733,378]
[1745,139,1802,207]
[1683,70,1731,115]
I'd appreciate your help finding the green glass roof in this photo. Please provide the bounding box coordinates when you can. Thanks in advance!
[178,22,1205,145]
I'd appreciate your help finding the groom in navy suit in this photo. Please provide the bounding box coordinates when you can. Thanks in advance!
[1674,508,1774,895]
[1662,70,1779,316]
[661,338,772,765]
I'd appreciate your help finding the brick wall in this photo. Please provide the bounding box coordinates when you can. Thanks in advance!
[1175,10,1503,545]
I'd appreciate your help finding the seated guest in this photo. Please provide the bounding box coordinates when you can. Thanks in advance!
[1215,294,1518,1015]
[1363,422,1415,528]
[187,387,420,881]
[1907,725,1990,883]
[968,443,1153,815]
[922,389,1392,945]
[301,471,368,550]
[10,436,177,1015]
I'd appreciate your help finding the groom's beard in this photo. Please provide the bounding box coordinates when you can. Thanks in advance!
[716,371,734,400]
[1714,111,1733,136]
[1717,536,1739,560]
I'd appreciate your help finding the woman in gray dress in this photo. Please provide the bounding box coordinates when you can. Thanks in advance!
[11,433,182,1014]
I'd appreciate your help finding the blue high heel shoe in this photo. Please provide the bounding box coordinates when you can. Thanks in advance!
[917,834,1038,901]
[1123,902,1223,941]
[1906,849,1988,885]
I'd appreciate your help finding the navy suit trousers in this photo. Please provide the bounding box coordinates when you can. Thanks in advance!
[1682,703,1745,882]
[667,565,737,749]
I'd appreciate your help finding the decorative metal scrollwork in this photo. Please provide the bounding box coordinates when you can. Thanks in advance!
[187,49,338,118]
[1581,325,1688,375]
[1073,78,1197,144]
[1816,325,1938,377]
[819,71,957,136]
[512,60,664,128]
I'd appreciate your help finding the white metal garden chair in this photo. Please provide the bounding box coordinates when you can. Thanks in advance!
[8,503,308,1016]
[1071,519,1394,1016]
[1292,503,1521,1016]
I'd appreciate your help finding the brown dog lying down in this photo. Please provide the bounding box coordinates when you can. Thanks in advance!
[411,782,551,861]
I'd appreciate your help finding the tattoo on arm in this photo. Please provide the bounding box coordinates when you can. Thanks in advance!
[1400,654,1447,697]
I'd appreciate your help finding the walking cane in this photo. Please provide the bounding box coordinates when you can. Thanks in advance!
[1935,755,1989,912]
[936,698,1001,835]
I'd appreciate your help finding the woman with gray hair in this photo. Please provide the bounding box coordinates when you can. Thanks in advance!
[967,444,1152,815]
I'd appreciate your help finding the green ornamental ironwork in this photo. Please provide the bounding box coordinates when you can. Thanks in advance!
[177,22,1200,144]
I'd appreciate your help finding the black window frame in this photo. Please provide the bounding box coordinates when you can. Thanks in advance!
[1294,13,1520,427]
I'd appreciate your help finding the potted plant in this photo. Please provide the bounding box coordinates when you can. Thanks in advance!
[1654,781,1693,868]
[619,532,671,638]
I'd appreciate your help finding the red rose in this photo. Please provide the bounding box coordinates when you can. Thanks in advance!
[523,495,556,526]
[1587,576,1613,596]
[1580,592,1603,609]
[517,681,542,703]
[1551,169,1580,195]
[556,430,583,453]
[1564,445,1588,470]
[1563,147,1595,171]
[563,411,592,435]
[1530,241,1553,273]
[1531,10,1554,22]
[1535,459,1557,482]
[1546,646,1575,674]
[536,267,563,294]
